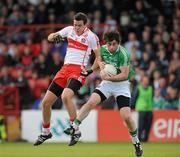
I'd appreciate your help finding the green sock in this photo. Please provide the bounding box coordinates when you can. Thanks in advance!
[74,119,81,126]
[129,129,137,137]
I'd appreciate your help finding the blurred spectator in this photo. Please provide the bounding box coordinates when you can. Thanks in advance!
[158,77,167,98]
[104,14,117,32]
[47,12,56,24]
[6,43,21,67]
[131,45,142,60]
[144,43,156,60]
[59,10,75,24]
[153,88,165,110]
[130,0,148,36]
[124,32,140,53]
[140,29,151,50]
[120,11,130,28]
[47,0,66,16]
[34,2,48,24]
[152,70,161,89]
[168,50,180,74]
[33,54,49,78]
[0,42,7,66]
[134,67,145,83]
[147,60,157,77]
[15,68,32,109]
[41,39,53,63]
[153,34,164,52]
[49,51,63,77]
[168,72,179,90]
[164,86,179,110]
[0,66,15,86]
[139,52,150,70]
[21,46,33,70]
[92,10,103,35]
[134,75,153,142]
[167,32,179,53]
[131,47,139,68]
[7,5,24,25]
[119,11,131,39]
[25,11,36,25]
[156,50,169,75]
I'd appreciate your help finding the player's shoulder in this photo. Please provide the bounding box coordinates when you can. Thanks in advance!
[64,26,73,30]
[87,28,99,39]
[101,45,107,49]
[60,26,73,32]
[120,45,129,53]
[119,45,130,58]
[100,45,107,52]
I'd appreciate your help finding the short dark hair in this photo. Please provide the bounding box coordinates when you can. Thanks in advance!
[74,12,88,24]
[103,31,121,43]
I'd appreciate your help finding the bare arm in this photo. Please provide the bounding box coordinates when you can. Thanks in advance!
[47,33,57,42]
[90,48,101,71]
[47,33,64,43]
[102,66,129,81]
[80,48,101,77]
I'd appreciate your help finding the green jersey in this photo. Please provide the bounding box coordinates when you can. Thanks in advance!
[100,45,135,81]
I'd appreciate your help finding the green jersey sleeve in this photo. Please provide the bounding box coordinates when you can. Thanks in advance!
[119,46,130,67]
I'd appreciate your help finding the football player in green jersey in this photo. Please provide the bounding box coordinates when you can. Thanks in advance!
[64,31,143,157]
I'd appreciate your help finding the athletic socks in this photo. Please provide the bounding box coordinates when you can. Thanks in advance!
[72,119,81,130]
[42,123,50,135]
[129,129,140,144]
[74,119,81,126]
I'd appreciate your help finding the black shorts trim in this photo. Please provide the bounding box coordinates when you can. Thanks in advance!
[93,89,107,102]
[66,78,82,94]
[48,82,64,97]
[116,95,130,109]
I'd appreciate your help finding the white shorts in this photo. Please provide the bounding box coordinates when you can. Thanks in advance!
[96,80,131,99]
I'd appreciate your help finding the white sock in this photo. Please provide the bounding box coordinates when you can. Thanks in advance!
[72,122,79,131]
[42,127,50,135]
[132,135,140,144]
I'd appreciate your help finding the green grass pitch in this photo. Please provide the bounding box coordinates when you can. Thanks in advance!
[0,142,179,157]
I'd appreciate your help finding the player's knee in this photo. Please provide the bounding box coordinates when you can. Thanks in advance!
[41,99,52,109]
[61,94,67,103]
[61,93,71,104]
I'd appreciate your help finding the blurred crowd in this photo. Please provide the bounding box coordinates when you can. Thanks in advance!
[0,0,179,110]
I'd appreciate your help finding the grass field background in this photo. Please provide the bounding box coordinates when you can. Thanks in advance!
[0,142,179,157]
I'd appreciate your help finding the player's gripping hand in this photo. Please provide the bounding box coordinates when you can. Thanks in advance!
[81,69,93,77]
[53,34,64,44]
[100,69,111,80]
[99,61,106,70]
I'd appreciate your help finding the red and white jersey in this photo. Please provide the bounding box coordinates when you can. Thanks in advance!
[57,26,99,67]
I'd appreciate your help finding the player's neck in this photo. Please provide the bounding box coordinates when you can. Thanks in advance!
[76,27,87,36]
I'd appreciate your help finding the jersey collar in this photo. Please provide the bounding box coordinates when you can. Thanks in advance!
[106,45,120,55]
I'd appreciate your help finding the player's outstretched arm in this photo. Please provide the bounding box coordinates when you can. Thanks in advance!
[47,33,64,43]
[48,33,56,42]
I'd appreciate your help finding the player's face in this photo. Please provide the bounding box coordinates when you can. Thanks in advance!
[73,20,86,35]
[107,40,119,53]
